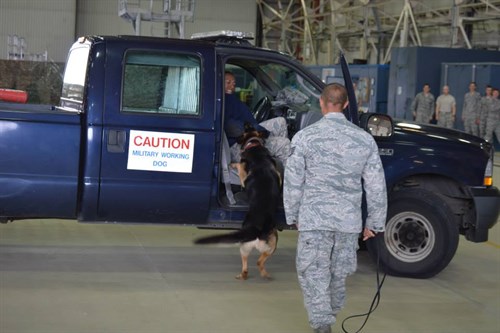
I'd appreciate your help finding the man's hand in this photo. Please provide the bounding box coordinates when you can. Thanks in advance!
[362,227,376,241]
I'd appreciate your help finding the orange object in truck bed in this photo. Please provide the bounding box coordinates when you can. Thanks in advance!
[0,89,28,103]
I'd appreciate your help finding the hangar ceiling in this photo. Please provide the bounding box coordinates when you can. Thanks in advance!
[256,0,500,65]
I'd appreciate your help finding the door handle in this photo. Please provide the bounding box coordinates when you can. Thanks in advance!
[107,130,126,153]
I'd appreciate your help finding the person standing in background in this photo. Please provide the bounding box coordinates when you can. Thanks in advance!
[479,85,494,139]
[484,88,499,144]
[462,82,481,136]
[411,83,435,124]
[435,85,456,129]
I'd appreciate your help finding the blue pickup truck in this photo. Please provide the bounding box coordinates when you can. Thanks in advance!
[0,33,498,278]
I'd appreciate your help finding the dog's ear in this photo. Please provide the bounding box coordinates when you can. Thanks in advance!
[236,133,247,144]
[244,122,256,132]
[258,130,270,139]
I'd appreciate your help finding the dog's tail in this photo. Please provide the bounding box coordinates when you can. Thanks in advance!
[194,227,260,245]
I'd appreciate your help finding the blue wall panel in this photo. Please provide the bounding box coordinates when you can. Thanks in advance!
[441,63,500,149]
[441,63,500,130]
[388,47,500,121]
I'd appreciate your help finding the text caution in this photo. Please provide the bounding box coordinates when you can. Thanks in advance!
[127,130,195,173]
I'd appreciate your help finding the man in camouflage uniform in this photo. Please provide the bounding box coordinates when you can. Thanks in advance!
[479,85,494,139]
[284,83,387,333]
[484,88,500,143]
[436,85,456,129]
[461,82,481,136]
[411,83,435,123]
[224,72,290,165]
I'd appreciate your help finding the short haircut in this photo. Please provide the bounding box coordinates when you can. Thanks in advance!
[423,83,430,87]
[321,83,347,106]
[470,81,476,85]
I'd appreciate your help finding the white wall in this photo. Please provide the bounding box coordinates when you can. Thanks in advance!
[184,0,257,37]
[0,0,256,62]
[76,0,136,37]
[76,0,256,40]
[0,0,77,62]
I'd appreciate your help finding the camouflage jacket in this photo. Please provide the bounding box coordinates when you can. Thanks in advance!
[411,92,435,117]
[284,112,387,233]
[462,91,481,118]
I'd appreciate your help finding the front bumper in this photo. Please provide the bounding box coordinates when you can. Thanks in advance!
[467,186,500,242]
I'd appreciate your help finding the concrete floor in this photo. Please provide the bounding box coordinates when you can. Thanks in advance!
[1,163,499,333]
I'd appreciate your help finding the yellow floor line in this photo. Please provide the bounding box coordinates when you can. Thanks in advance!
[485,241,500,249]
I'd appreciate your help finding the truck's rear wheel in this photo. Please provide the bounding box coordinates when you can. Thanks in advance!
[366,188,459,278]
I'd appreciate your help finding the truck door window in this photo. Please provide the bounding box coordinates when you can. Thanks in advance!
[122,51,201,116]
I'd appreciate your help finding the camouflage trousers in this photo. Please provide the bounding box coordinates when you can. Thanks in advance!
[437,112,454,129]
[296,231,359,330]
[463,116,479,137]
[230,117,291,165]
[479,109,488,138]
[479,123,487,139]
[415,112,431,124]
[484,116,500,142]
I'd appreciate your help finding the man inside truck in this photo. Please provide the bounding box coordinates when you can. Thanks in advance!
[224,71,291,165]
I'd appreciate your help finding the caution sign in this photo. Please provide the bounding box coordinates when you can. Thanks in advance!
[127,130,195,173]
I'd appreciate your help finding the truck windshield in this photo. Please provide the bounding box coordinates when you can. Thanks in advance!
[60,46,90,112]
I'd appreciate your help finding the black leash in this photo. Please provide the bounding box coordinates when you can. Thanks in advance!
[341,236,387,333]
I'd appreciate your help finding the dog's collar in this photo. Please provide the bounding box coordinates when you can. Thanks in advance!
[242,137,264,151]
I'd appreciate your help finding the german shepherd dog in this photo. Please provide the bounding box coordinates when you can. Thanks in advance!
[195,124,281,280]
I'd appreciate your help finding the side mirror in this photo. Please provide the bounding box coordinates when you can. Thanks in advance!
[360,113,393,138]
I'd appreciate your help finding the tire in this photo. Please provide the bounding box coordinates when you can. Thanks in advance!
[366,188,459,278]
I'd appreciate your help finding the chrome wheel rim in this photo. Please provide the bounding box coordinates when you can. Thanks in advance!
[385,212,435,263]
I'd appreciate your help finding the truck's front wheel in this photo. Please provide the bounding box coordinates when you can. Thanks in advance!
[366,188,459,278]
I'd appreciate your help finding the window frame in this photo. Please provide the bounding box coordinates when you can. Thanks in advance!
[120,49,204,118]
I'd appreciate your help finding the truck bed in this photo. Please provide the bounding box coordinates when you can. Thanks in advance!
[0,105,82,220]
